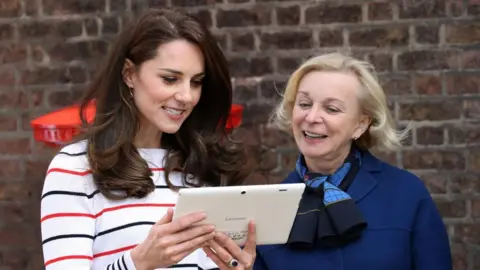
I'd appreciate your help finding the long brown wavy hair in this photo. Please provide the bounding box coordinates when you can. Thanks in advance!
[78,8,252,200]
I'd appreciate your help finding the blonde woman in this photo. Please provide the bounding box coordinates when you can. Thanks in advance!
[253,53,452,270]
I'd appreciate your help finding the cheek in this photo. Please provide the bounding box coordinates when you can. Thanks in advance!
[191,89,202,106]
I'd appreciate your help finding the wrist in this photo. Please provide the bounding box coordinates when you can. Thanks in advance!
[130,246,151,270]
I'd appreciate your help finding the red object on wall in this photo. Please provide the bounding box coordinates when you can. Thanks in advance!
[30,101,244,147]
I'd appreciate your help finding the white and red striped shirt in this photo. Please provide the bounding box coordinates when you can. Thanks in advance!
[40,140,219,270]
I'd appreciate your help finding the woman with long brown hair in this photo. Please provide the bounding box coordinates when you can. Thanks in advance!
[40,8,256,270]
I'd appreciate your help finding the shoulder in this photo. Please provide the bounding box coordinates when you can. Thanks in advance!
[43,140,95,194]
[373,155,431,200]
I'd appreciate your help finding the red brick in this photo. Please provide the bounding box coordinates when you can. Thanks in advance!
[468,150,480,172]
[305,4,362,24]
[399,0,446,18]
[378,74,412,96]
[0,24,14,40]
[260,125,296,149]
[0,248,31,270]
[276,5,300,25]
[453,224,480,245]
[241,103,275,125]
[368,2,393,21]
[402,149,465,170]
[228,57,273,77]
[416,126,444,145]
[0,114,17,131]
[446,73,480,94]
[233,79,259,103]
[460,50,480,69]
[414,74,442,95]
[25,159,50,179]
[398,50,459,71]
[0,89,28,110]
[399,100,462,121]
[170,0,221,6]
[216,7,271,27]
[0,182,33,202]
[43,0,105,15]
[415,25,440,44]
[0,68,16,86]
[447,123,480,145]
[465,99,480,120]
[18,20,82,39]
[446,21,480,44]
[0,138,31,155]
[231,32,255,52]
[260,30,313,50]
[0,160,22,179]
[0,0,21,17]
[368,54,393,72]
[349,27,408,47]
[450,173,480,194]
[318,29,343,47]
[0,43,27,64]
[434,199,467,218]
[451,243,468,270]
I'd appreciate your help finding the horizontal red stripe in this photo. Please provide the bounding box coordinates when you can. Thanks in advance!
[41,213,95,223]
[47,168,91,176]
[95,203,175,218]
[41,203,175,222]
[47,167,165,176]
[93,244,137,258]
[45,255,93,267]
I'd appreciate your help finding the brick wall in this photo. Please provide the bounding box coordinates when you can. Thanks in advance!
[0,0,479,269]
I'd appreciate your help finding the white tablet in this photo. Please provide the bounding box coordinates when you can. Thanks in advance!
[172,183,305,246]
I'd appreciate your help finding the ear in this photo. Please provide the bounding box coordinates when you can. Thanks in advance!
[122,58,136,88]
[353,115,371,139]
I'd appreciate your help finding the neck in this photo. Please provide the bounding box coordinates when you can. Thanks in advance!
[134,122,162,149]
[304,144,352,175]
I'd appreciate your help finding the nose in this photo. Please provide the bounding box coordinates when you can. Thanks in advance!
[175,82,193,104]
[305,106,320,123]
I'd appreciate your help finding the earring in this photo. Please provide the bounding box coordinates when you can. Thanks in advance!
[352,136,358,140]
[129,87,134,98]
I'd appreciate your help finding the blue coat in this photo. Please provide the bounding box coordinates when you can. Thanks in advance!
[254,151,452,270]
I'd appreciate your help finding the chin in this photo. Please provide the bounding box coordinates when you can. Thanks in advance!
[157,124,182,134]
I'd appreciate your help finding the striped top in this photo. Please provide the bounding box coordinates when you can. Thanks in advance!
[40,140,219,270]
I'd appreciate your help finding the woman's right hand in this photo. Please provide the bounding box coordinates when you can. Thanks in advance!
[130,208,215,270]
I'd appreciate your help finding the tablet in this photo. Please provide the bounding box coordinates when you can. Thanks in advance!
[172,183,306,246]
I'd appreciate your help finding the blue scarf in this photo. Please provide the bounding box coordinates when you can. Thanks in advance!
[287,148,367,249]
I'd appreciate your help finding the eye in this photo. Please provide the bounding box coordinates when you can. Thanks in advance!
[191,79,203,88]
[326,106,340,113]
[162,77,178,85]
[298,102,311,109]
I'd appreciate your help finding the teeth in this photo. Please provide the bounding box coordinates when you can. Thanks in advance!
[304,131,325,138]
[164,107,183,116]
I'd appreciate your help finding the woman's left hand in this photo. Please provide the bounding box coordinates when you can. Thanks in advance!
[202,221,256,270]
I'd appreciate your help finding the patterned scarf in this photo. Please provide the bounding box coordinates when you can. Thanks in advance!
[287,147,368,249]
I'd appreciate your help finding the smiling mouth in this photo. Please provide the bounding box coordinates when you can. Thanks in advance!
[162,106,185,116]
[303,131,328,139]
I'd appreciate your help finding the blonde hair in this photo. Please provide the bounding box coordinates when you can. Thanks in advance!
[270,52,410,152]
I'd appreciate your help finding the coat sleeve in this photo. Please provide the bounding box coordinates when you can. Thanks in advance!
[411,189,452,270]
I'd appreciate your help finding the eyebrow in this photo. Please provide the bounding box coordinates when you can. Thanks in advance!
[158,68,205,77]
[297,91,344,104]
